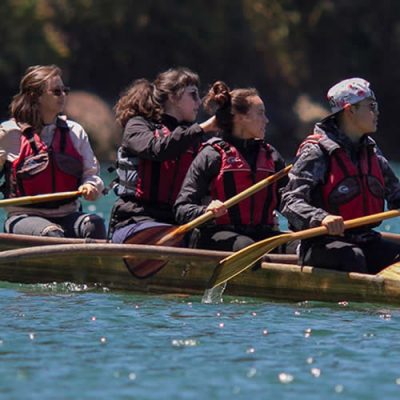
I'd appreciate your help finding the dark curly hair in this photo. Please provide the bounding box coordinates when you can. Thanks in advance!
[114,79,161,128]
[153,67,199,105]
[114,67,200,128]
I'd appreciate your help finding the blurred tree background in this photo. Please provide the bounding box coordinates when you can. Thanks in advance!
[0,0,399,161]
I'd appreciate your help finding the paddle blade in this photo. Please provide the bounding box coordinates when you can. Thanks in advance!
[123,257,168,279]
[124,225,184,247]
[207,209,400,289]
[155,225,188,246]
[377,262,400,280]
[207,234,291,288]
[123,225,185,278]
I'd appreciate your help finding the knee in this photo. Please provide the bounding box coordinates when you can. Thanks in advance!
[77,214,106,239]
[340,247,367,273]
[232,235,254,252]
[41,225,65,237]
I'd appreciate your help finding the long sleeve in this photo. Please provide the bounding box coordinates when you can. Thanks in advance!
[0,119,24,170]
[0,127,8,172]
[376,148,400,209]
[122,116,203,161]
[269,145,288,210]
[280,143,330,231]
[65,120,104,199]
[174,146,221,224]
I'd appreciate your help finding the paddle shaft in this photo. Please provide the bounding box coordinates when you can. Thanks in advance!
[156,164,292,245]
[0,191,82,207]
[226,208,400,263]
[289,209,400,242]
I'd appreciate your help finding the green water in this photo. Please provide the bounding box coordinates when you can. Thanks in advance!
[1,164,400,400]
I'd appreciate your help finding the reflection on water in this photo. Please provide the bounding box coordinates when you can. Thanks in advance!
[1,287,400,399]
[1,164,400,399]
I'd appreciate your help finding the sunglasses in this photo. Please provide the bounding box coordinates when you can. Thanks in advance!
[49,86,71,97]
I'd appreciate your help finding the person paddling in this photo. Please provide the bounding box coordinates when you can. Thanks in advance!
[110,68,217,244]
[0,65,106,238]
[281,77,400,274]
[174,81,290,252]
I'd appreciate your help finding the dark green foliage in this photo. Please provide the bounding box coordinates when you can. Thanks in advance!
[1,0,399,159]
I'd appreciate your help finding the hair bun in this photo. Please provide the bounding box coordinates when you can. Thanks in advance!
[214,90,229,106]
[203,81,231,113]
[212,81,230,106]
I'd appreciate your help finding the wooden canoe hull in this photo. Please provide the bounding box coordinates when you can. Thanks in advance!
[0,232,400,304]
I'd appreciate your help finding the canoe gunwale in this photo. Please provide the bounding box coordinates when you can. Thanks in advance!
[0,232,399,304]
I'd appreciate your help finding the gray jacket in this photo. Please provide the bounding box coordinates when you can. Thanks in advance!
[280,120,400,231]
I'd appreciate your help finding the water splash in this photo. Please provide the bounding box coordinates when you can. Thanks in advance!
[201,282,227,304]
[34,282,92,292]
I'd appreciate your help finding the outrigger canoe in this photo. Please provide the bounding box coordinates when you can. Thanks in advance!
[0,232,400,305]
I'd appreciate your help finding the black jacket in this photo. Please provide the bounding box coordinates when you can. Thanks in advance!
[112,114,207,230]
[174,136,287,228]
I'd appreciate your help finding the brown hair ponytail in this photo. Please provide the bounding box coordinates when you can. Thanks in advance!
[203,81,259,138]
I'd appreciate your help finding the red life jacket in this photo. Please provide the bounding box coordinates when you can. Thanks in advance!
[134,125,196,205]
[300,134,385,220]
[6,121,83,204]
[209,139,278,226]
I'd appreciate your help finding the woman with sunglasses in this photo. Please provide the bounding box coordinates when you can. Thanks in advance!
[281,77,400,274]
[110,67,216,244]
[0,64,106,238]
[174,81,289,252]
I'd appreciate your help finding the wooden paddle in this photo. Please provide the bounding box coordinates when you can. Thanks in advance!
[0,191,82,207]
[156,164,292,245]
[208,209,400,289]
[123,164,292,278]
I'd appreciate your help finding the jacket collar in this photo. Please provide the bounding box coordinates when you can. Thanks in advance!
[314,121,376,154]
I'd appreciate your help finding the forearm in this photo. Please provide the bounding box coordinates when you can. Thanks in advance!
[81,153,103,189]
[174,147,220,225]
[123,118,203,161]
[67,120,104,199]
[274,155,289,207]
[174,178,211,225]
[151,124,203,159]
[280,145,329,230]
[280,184,329,230]
[174,201,207,225]
[379,155,400,209]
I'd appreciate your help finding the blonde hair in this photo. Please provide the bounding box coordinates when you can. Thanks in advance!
[10,64,62,129]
